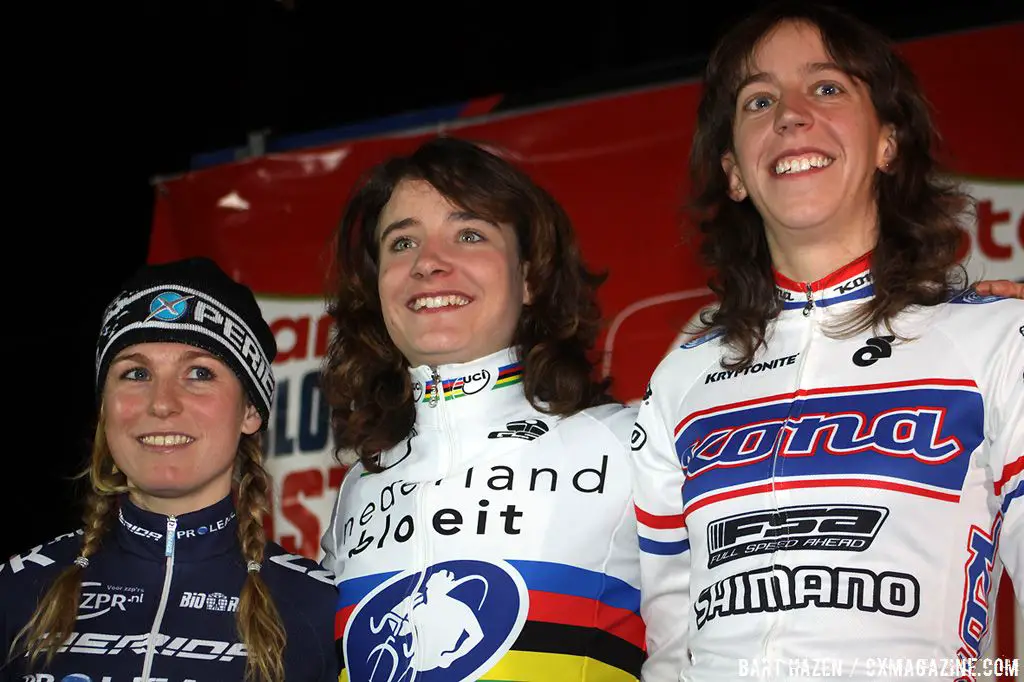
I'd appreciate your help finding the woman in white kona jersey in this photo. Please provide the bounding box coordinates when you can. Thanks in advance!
[630,3,1023,681]
[318,137,646,681]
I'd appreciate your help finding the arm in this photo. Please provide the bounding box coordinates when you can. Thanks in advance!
[629,375,691,682]
[320,462,356,578]
[316,592,342,682]
[0,568,12,680]
[993,319,1024,611]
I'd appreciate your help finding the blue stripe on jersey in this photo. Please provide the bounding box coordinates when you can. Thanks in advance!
[638,537,690,556]
[1003,479,1023,514]
[337,570,401,609]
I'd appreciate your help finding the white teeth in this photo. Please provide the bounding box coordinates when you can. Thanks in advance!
[140,434,193,447]
[411,295,470,311]
[775,155,833,175]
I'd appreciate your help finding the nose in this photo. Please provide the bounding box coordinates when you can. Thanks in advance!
[773,92,813,134]
[148,376,183,419]
[410,240,453,279]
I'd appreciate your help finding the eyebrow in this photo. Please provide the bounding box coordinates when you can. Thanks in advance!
[111,349,219,364]
[736,61,846,93]
[378,210,499,243]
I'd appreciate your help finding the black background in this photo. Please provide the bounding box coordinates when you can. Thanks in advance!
[5,0,1020,560]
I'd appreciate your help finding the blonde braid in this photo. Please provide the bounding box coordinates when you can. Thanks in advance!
[11,424,125,669]
[234,433,286,682]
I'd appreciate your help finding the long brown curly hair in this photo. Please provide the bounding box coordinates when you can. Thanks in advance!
[689,1,971,368]
[322,136,613,471]
[11,425,287,682]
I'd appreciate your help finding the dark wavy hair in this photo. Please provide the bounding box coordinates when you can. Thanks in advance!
[322,136,613,471]
[690,0,971,368]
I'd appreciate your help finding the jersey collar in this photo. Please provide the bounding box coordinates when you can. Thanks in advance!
[774,251,875,312]
[115,494,239,562]
[407,347,528,424]
[381,347,551,480]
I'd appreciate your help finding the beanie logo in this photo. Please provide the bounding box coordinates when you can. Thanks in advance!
[146,292,194,322]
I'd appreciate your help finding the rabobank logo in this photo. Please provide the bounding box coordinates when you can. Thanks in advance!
[145,291,193,322]
[344,559,528,682]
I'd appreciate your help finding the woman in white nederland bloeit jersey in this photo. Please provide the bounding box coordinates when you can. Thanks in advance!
[318,137,648,681]
[630,3,1023,681]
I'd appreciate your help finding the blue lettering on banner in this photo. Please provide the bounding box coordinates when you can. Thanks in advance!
[344,560,529,682]
[268,369,332,457]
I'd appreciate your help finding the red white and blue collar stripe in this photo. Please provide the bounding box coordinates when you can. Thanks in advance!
[774,252,875,311]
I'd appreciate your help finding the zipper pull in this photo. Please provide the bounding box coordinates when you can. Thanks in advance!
[802,283,814,317]
[429,367,441,407]
[164,516,178,558]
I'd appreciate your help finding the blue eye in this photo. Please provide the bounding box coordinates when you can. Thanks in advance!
[121,367,148,381]
[187,366,215,381]
[815,82,842,97]
[744,94,774,112]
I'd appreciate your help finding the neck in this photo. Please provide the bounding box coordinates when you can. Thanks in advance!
[129,485,233,517]
[764,205,879,284]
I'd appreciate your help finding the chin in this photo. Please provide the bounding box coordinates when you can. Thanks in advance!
[411,336,472,359]
[773,206,839,231]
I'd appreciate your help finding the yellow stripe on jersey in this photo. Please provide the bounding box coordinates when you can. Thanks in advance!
[339,649,638,682]
[480,649,638,681]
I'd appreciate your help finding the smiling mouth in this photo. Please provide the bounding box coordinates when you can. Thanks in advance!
[409,295,471,311]
[774,154,834,175]
[138,434,194,447]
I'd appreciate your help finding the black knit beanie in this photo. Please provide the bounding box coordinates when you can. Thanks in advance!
[94,257,276,429]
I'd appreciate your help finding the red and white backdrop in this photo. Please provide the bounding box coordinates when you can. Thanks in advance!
[150,24,1023,668]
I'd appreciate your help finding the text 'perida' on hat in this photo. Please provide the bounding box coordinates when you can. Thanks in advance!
[94,257,277,429]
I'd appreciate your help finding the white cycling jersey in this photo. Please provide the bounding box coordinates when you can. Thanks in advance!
[321,347,647,682]
[630,254,1024,681]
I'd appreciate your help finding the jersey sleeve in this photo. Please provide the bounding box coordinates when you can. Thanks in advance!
[320,461,359,578]
[992,311,1024,611]
[316,604,342,682]
[629,365,692,681]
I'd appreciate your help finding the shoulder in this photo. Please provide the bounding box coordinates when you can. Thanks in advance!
[259,544,337,671]
[0,529,83,587]
[573,402,640,447]
[656,327,728,380]
[262,542,338,594]
[927,290,1024,343]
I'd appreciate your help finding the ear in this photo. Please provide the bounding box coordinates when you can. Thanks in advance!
[878,124,897,172]
[241,403,262,436]
[721,151,748,202]
[521,262,532,305]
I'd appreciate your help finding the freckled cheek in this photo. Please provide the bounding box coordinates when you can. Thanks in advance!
[104,393,146,426]
[199,399,243,427]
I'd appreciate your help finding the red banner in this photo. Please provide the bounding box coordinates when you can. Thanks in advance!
[150,24,1023,667]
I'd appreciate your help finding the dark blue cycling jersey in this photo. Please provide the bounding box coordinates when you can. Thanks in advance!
[1,494,338,682]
